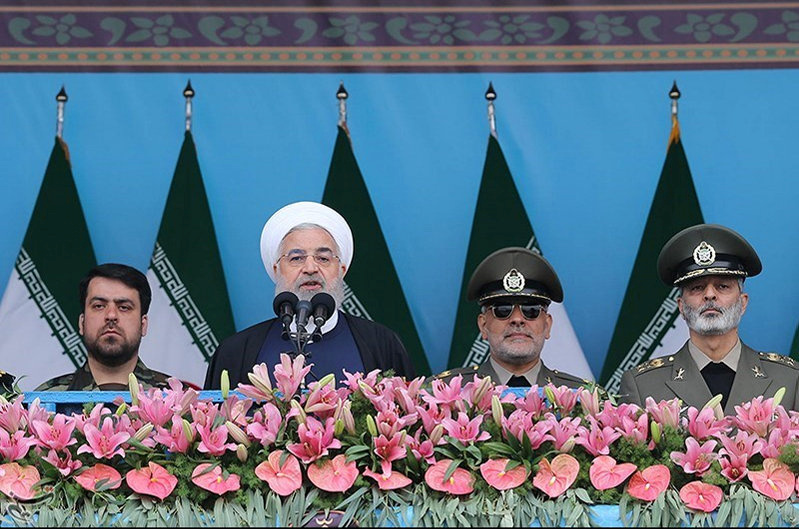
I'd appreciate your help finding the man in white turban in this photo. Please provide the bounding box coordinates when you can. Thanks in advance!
[204,201,415,389]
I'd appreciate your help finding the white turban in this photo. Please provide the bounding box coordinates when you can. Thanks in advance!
[260,201,354,282]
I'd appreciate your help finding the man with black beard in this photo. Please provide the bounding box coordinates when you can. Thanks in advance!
[36,264,174,391]
[620,224,799,413]
[204,201,415,389]
[433,247,588,389]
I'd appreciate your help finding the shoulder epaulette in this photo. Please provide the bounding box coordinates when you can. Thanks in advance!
[759,352,799,369]
[635,356,673,375]
[434,365,480,380]
[551,369,590,385]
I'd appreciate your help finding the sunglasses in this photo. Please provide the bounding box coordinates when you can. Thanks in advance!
[487,303,545,320]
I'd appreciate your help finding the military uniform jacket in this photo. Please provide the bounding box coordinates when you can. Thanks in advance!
[434,360,588,389]
[34,359,173,391]
[619,341,799,415]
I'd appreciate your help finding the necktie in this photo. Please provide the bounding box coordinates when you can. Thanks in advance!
[700,362,735,409]
[507,375,530,388]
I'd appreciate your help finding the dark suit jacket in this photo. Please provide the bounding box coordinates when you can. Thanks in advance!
[204,312,416,389]
[619,341,799,414]
[434,360,588,389]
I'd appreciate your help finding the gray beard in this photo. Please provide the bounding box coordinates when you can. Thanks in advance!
[275,273,344,308]
[682,296,744,336]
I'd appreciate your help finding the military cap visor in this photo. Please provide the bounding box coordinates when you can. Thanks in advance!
[467,246,563,305]
[657,223,762,286]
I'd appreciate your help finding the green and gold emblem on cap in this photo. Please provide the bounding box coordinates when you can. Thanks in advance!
[502,268,525,293]
[692,241,716,266]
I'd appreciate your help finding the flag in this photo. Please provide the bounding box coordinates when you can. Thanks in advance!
[790,323,799,361]
[322,125,431,376]
[447,134,593,380]
[599,115,704,395]
[0,137,96,390]
[139,131,235,387]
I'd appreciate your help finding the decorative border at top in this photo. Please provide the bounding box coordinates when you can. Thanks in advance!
[2,2,799,71]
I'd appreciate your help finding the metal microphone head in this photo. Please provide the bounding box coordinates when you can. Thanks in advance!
[310,292,336,328]
[273,291,299,329]
[295,299,313,331]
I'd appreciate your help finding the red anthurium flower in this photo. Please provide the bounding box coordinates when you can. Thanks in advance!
[424,459,475,495]
[307,455,359,493]
[627,464,670,501]
[532,454,579,498]
[0,463,40,500]
[255,450,303,496]
[363,468,413,490]
[480,459,529,491]
[749,458,794,501]
[191,463,241,495]
[74,464,122,492]
[125,462,178,500]
[679,481,723,512]
[589,456,637,491]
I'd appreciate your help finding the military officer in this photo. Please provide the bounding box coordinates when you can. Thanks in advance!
[620,223,799,414]
[434,247,587,388]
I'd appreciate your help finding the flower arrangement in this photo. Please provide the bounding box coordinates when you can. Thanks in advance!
[2,354,799,527]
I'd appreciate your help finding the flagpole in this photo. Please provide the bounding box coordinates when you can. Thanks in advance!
[485,82,497,138]
[668,81,681,144]
[55,86,67,139]
[184,80,195,132]
[336,82,348,129]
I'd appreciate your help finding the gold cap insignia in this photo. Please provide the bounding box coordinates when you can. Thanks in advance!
[503,268,525,293]
[693,241,716,266]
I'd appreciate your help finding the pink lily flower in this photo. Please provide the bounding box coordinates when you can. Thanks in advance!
[74,463,121,492]
[237,362,275,402]
[670,437,717,475]
[76,417,129,460]
[408,429,436,464]
[733,396,776,437]
[719,454,749,483]
[424,459,474,495]
[421,376,466,413]
[255,450,303,496]
[31,414,77,452]
[0,396,27,433]
[286,416,341,464]
[153,415,194,453]
[363,468,413,490]
[717,430,764,461]
[577,387,601,417]
[43,449,82,477]
[246,404,283,448]
[189,400,220,428]
[0,429,38,461]
[596,401,640,430]
[196,423,237,456]
[502,410,553,449]
[644,397,681,429]
[191,463,241,495]
[303,381,343,419]
[0,463,40,500]
[532,454,579,498]
[589,456,636,490]
[480,459,529,491]
[126,462,178,501]
[441,412,491,445]
[307,454,359,493]
[679,481,723,512]
[684,407,728,440]
[575,417,621,456]
[748,458,794,501]
[342,368,380,393]
[627,465,670,501]
[129,387,172,428]
[376,405,417,439]
[274,353,312,400]
[462,375,495,412]
[72,403,112,434]
[416,401,451,436]
[547,415,581,452]
[220,394,253,426]
[616,412,650,446]
[373,432,407,477]
[546,384,579,415]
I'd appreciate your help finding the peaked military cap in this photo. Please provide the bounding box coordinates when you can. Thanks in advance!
[467,247,563,305]
[657,223,762,286]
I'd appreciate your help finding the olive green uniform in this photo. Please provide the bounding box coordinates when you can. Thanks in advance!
[434,360,589,389]
[34,359,173,391]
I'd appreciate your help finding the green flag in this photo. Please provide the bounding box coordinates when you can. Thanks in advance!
[790,324,799,361]
[0,137,97,390]
[447,134,593,380]
[322,125,430,376]
[140,131,236,387]
[599,117,704,394]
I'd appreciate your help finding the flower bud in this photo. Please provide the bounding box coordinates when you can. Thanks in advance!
[429,424,445,445]
[290,399,307,423]
[128,373,140,406]
[365,415,378,437]
[491,395,504,429]
[702,394,723,411]
[471,376,492,407]
[133,423,154,442]
[544,386,556,408]
[317,373,336,389]
[773,387,786,409]
[220,370,230,400]
[225,420,251,447]
[334,418,345,436]
[182,418,195,444]
[341,401,356,435]
[115,402,128,416]
[560,438,576,453]
[650,421,661,444]
[236,443,248,462]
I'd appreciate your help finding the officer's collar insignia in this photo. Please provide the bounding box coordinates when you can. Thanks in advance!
[503,268,525,293]
[693,241,716,266]
[752,366,766,378]
[674,367,685,381]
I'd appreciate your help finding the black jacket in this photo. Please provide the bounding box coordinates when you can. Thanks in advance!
[204,312,416,389]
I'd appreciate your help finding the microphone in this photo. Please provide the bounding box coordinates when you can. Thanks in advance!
[295,299,313,332]
[311,292,336,329]
[273,291,299,338]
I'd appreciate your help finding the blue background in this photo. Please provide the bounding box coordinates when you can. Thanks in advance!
[1,70,797,377]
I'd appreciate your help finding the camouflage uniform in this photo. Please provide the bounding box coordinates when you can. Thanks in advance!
[34,359,173,391]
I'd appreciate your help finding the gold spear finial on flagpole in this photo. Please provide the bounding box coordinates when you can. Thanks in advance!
[55,86,68,139]
[485,82,497,138]
[183,80,195,132]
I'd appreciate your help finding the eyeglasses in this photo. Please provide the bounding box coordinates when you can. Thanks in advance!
[278,251,340,268]
[487,303,545,320]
